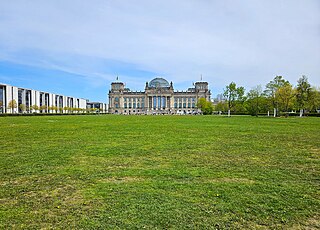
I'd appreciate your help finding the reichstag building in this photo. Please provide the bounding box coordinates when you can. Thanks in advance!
[108,77,211,114]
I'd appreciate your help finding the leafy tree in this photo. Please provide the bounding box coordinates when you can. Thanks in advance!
[52,106,58,113]
[215,101,228,113]
[296,75,311,116]
[245,85,264,116]
[8,100,17,113]
[307,87,320,113]
[197,98,213,115]
[64,106,70,113]
[264,76,289,116]
[223,82,245,116]
[276,83,296,116]
[19,104,26,113]
[31,105,39,113]
[40,105,48,113]
[0,101,3,113]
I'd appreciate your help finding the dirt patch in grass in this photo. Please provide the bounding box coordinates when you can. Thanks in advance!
[98,176,146,183]
[291,215,320,229]
[206,177,255,184]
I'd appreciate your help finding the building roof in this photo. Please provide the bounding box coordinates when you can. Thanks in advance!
[149,77,170,88]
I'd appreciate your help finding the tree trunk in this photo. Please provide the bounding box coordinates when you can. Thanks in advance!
[300,109,303,117]
[228,109,231,117]
[273,108,276,117]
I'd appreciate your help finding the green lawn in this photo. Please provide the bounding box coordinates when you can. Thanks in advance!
[0,115,319,229]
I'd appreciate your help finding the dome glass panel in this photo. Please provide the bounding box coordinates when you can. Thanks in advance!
[149,78,170,88]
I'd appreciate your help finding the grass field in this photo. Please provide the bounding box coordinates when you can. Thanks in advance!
[0,115,319,229]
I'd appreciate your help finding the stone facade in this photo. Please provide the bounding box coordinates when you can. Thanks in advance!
[108,77,211,114]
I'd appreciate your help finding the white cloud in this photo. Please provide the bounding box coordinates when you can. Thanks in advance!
[0,0,319,98]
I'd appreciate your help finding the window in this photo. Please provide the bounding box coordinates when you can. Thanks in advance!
[124,103,127,108]
[162,97,166,108]
[153,96,156,108]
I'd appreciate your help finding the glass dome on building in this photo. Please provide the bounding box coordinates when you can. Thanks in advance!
[149,77,170,88]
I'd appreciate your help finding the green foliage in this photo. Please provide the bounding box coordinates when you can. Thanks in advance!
[63,106,70,113]
[19,103,26,113]
[245,85,265,116]
[214,101,228,112]
[196,98,213,115]
[31,105,39,112]
[308,87,320,112]
[296,76,312,113]
[40,105,48,112]
[0,116,319,228]
[264,76,289,116]
[276,83,296,114]
[8,99,17,113]
[223,82,245,115]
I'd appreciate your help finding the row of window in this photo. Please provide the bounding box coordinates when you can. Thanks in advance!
[174,97,196,102]
[114,97,145,102]
[113,97,196,103]
[174,103,196,109]
[124,103,145,109]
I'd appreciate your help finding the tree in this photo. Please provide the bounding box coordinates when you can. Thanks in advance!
[40,105,48,113]
[223,82,245,116]
[31,105,39,113]
[197,98,214,115]
[52,106,58,113]
[307,87,320,113]
[276,83,296,116]
[296,75,311,116]
[215,101,228,113]
[245,85,264,116]
[64,106,70,113]
[19,104,26,113]
[8,100,17,113]
[0,101,3,113]
[264,76,289,117]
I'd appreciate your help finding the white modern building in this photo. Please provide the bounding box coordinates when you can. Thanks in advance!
[87,101,108,113]
[0,83,88,114]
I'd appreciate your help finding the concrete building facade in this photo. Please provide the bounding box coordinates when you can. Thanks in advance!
[0,83,88,114]
[87,102,107,113]
[108,77,211,115]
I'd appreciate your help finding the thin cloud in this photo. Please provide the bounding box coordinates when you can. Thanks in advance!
[0,0,319,101]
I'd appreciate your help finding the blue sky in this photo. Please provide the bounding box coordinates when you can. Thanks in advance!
[0,0,319,102]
